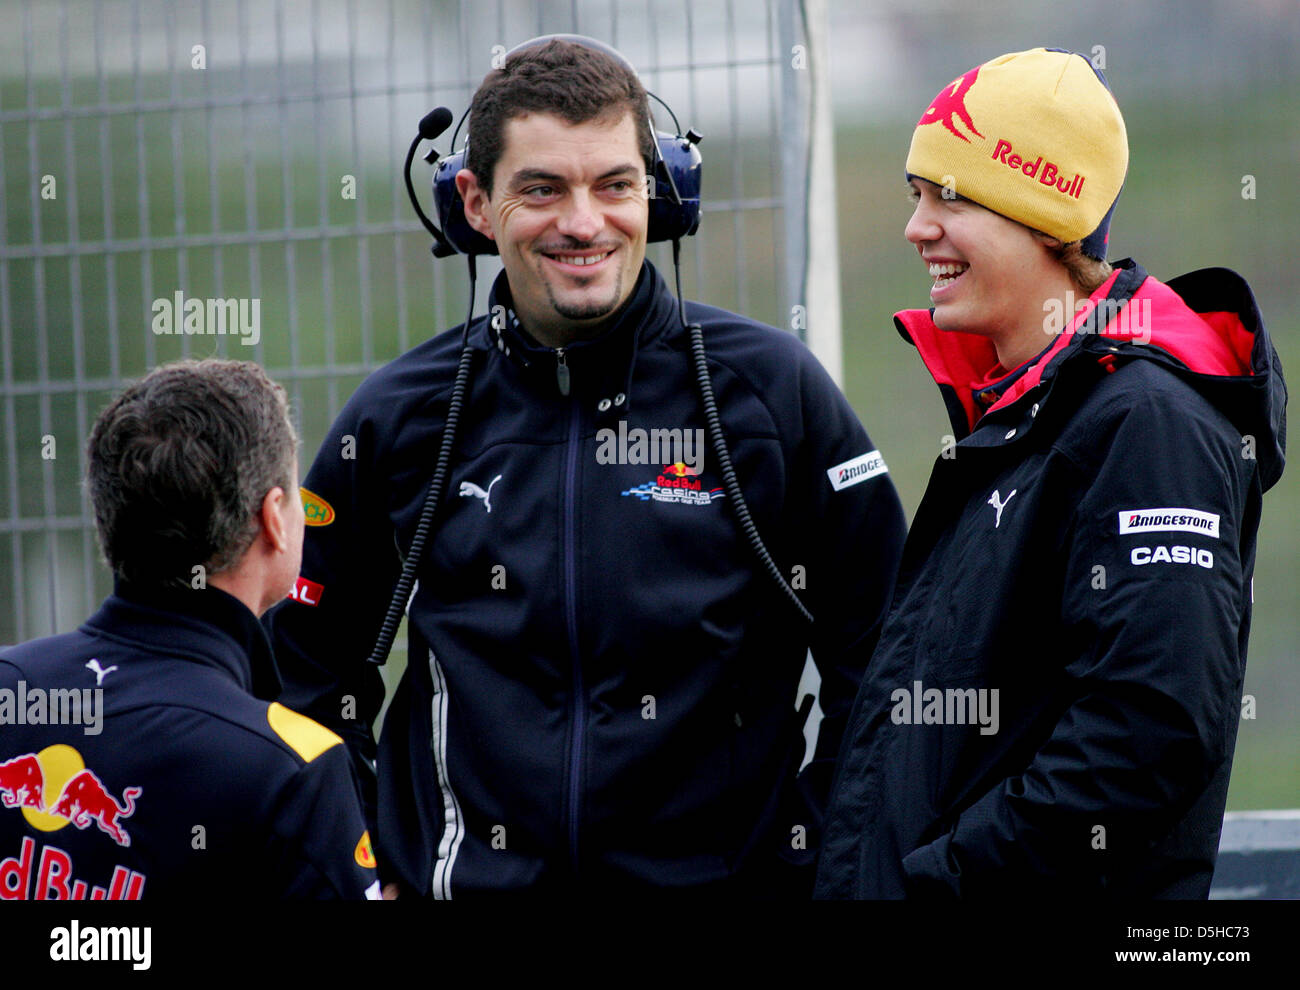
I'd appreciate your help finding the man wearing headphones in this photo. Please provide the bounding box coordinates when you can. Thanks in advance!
[267,37,905,896]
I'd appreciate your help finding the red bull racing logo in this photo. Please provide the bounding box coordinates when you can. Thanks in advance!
[621,463,724,507]
[46,769,140,847]
[991,138,1086,199]
[0,836,145,900]
[0,754,43,811]
[918,66,983,143]
[0,746,145,899]
[0,746,140,846]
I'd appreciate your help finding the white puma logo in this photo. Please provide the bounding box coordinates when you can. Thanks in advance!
[987,489,1017,529]
[459,474,502,513]
[85,659,118,686]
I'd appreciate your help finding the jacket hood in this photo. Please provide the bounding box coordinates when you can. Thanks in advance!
[895,260,1287,491]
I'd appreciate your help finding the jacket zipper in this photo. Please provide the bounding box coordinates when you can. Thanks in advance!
[555,347,570,396]
[562,381,584,875]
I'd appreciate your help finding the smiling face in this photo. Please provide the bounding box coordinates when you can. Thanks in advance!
[904,177,1075,368]
[457,111,649,348]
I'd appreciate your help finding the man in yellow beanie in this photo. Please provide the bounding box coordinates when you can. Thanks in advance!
[814,49,1287,898]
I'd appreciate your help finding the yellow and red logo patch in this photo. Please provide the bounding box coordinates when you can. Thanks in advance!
[0,745,141,847]
[301,487,335,527]
[355,830,376,869]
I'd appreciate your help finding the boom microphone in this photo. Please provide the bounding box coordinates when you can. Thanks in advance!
[403,107,458,257]
[418,106,454,142]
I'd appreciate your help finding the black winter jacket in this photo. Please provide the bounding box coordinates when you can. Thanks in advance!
[266,260,906,895]
[815,261,1286,899]
[0,584,378,899]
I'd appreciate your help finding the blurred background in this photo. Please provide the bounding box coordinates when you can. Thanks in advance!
[1,0,1296,813]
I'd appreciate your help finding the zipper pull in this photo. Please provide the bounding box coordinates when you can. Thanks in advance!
[555,347,570,396]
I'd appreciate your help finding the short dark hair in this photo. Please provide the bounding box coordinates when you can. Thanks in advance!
[87,359,297,589]
[467,39,656,196]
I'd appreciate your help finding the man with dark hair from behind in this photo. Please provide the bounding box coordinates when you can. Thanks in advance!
[0,359,379,899]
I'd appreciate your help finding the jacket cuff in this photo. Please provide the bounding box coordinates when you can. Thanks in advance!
[901,833,963,899]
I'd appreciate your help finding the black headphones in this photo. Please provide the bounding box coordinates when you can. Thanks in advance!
[408,34,703,258]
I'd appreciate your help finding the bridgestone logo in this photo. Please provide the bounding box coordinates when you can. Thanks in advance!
[1117,507,1220,538]
[827,450,888,492]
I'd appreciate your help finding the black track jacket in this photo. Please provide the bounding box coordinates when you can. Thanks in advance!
[815,261,1286,899]
[0,584,379,899]
[266,260,906,895]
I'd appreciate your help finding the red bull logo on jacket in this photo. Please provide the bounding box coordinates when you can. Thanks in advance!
[46,769,141,847]
[658,462,702,488]
[0,754,44,810]
[0,836,145,900]
[621,465,724,506]
[0,745,141,847]
[0,746,146,899]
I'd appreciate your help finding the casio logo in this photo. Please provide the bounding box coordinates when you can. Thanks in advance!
[1130,545,1214,569]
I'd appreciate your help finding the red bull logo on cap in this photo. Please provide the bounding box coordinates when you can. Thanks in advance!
[918,66,984,143]
[991,139,1086,198]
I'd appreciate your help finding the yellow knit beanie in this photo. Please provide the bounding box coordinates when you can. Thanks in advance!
[906,48,1128,258]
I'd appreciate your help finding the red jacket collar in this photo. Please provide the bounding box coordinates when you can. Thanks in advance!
[895,261,1254,434]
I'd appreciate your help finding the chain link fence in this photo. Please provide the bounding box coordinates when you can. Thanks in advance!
[0,0,824,645]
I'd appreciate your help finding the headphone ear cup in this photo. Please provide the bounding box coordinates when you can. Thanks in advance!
[433,150,499,257]
[648,132,702,243]
[434,131,700,254]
